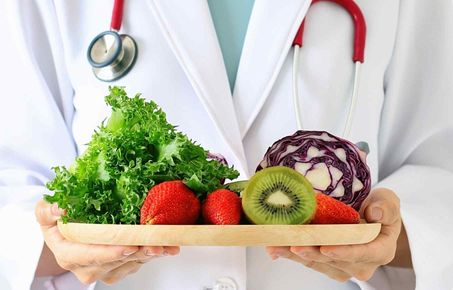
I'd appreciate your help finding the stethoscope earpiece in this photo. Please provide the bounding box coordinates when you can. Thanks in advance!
[87,0,137,82]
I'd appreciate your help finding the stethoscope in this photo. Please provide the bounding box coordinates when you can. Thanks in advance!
[87,0,368,150]
[292,0,366,140]
[87,0,137,82]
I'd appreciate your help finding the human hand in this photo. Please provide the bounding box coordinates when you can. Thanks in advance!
[266,188,402,282]
[35,199,180,285]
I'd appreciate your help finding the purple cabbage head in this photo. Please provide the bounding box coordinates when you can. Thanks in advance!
[256,130,371,210]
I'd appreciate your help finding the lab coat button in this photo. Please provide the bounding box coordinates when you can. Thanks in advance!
[214,277,237,290]
[204,277,238,290]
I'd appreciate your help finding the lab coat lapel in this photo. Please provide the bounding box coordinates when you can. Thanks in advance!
[147,0,249,174]
[233,0,312,138]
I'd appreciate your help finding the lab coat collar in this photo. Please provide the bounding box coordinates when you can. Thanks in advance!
[147,0,249,175]
[233,0,312,139]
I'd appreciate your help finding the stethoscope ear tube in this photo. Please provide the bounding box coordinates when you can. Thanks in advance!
[343,61,361,138]
[293,0,366,62]
[292,0,367,139]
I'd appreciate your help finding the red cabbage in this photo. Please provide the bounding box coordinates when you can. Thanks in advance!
[257,130,371,210]
[207,152,228,166]
[207,152,228,184]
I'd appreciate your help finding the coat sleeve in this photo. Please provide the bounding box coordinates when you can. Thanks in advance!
[361,0,453,289]
[0,1,77,289]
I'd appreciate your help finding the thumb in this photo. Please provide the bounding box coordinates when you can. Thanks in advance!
[35,199,65,228]
[363,189,400,226]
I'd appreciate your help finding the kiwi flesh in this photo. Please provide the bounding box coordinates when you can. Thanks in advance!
[242,166,316,225]
[224,180,249,197]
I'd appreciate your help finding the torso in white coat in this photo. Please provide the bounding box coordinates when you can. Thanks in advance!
[60,1,395,289]
[2,0,453,289]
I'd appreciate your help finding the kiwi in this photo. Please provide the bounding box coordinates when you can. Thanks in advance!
[224,180,249,197]
[242,166,316,225]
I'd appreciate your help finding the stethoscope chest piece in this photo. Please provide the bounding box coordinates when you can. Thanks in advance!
[87,30,137,82]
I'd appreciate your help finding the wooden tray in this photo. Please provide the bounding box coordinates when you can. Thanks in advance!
[58,221,381,246]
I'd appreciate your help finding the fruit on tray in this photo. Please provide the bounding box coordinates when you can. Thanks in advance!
[256,130,371,211]
[242,166,316,225]
[202,189,242,225]
[311,192,360,224]
[45,87,372,229]
[140,180,200,225]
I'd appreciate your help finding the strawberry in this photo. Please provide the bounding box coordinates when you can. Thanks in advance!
[140,180,200,225]
[311,193,360,224]
[202,189,242,225]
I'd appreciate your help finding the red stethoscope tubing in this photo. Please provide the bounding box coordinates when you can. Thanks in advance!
[292,0,366,63]
[110,0,124,31]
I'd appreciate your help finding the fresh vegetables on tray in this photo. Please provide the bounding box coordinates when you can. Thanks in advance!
[46,87,372,226]
[45,87,239,224]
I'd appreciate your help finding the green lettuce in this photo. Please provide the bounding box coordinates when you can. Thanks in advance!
[45,87,239,224]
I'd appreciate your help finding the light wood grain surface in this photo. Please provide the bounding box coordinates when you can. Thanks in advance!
[58,221,381,246]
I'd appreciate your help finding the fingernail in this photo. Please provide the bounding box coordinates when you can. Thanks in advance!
[296,251,308,258]
[270,254,279,260]
[371,207,383,221]
[123,249,138,256]
[162,250,169,256]
[39,208,46,218]
[145,250,161,256]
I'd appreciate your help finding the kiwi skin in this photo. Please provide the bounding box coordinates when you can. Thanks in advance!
[242,166,316,225]
[224,180,249,197]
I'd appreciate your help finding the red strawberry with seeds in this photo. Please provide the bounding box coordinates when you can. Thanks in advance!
[202,189,242,225]
[140,180,200,225]
[311,192,360,224]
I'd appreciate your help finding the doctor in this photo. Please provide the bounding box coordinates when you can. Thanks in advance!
[0,0,452,290]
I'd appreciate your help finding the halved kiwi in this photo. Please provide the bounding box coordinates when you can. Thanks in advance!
[224,180,249,197]
[242,166,316,225]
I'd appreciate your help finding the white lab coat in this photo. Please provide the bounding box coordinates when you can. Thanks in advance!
[0,0,452,289]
